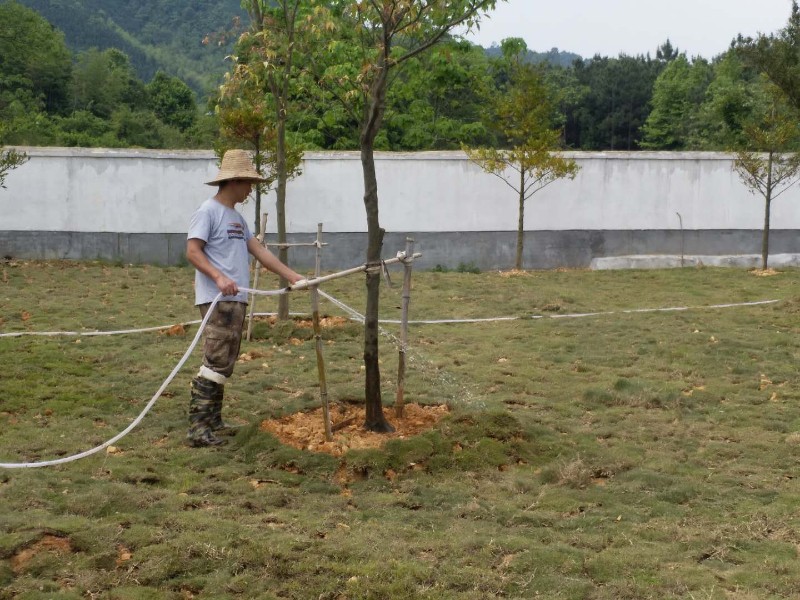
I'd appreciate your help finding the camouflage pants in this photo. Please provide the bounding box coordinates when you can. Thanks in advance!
[198,300,247,379]
[188,301,246,446]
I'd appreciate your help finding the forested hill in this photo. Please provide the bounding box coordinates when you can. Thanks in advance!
[16,0,245,97]
[16,0,582,97]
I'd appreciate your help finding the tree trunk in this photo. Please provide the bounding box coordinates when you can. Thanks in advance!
[253,137,262,237]
[360,62,394,433]
[762,152,774,270]
[276,103,290,319]
[516,167,524,270]
[762,196,771,270]
[360,140,393,432]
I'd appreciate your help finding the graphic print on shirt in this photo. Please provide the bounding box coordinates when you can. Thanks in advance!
[226,221,245,240]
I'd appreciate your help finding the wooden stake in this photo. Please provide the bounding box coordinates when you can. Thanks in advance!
[246,213,269,341]
[311,223,333,442]
[395,237,415,418]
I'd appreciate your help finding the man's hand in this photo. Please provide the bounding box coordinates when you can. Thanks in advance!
[214,273,238,296]
[289,278,309,291]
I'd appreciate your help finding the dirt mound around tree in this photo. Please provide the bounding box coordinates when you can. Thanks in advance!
[260,403,449,456]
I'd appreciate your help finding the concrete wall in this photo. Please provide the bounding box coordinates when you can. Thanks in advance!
[1,147,798,269]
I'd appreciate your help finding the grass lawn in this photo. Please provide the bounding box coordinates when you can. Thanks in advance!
[1,260,800,599]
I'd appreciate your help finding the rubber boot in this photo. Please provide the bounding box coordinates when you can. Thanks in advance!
[208,384,239,435]
[187,376,226,447]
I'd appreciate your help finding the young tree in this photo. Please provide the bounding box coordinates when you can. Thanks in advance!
[224,0,313,319]
[216,56,282,235]
[0,148,26,189]
[465,39,579,270]
[316,0,501,432]
[733,82,800,270]
[0,123,27,189]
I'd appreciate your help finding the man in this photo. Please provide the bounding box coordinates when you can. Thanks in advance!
[186,149,304,447]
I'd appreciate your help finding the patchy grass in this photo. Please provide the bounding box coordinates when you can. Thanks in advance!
[2,259,800,598]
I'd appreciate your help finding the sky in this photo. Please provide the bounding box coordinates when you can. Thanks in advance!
[463,0,794,60]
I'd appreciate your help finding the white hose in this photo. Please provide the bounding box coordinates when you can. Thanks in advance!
[0,287,286,469]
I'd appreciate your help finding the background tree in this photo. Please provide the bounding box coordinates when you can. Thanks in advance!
[733,81,800,270]
[465,38,579,270]
[692,51,765,150]
[71,48,147,119]
[0,0,72,145]
[738,1,800,110]
[315,0,501,432]
[541,62,588,149]
[567,53,663,150]
[146,71,197,131]
[384,39,495,149]
[0,0,72,116]
[640,55,713,150]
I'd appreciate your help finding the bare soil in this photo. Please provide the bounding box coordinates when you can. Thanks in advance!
[260,403,449,456]
[11,535,73,574]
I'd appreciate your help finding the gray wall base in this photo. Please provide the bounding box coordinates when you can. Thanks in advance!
[1,230,797,271]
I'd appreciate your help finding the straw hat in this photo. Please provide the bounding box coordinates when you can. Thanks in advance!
[205,149,268,186]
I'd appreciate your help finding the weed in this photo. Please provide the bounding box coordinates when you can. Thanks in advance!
[456,261,481,274]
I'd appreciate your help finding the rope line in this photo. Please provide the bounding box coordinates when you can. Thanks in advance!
[0,287,285,470]
[0,298,782,337]
[0,313,309,339]
[314,296,780,325]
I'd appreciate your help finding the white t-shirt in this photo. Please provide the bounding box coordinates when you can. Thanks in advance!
[187,198,253,305]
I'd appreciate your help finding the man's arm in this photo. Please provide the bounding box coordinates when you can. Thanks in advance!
[186,238,239,296]
[247,237,304,285]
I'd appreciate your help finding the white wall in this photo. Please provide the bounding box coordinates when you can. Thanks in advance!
[2,147,797,234]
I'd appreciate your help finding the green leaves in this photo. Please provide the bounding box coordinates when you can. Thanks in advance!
[0,123,28,189]
[0,0,72,115]
[640,55,713,150]
[146,72,197,131]
[733,84,800,202]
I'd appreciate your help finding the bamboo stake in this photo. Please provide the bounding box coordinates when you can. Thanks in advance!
[395,238,415,418]
[246,213,268,341]
[310,223,333,441]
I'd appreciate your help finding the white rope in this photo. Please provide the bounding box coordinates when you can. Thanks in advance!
[0,287,286,470]
[315,292,780,325]
[317,289,365,322]
[544,299,779,320]
[0,322,204,338]
[0,311,316,339]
